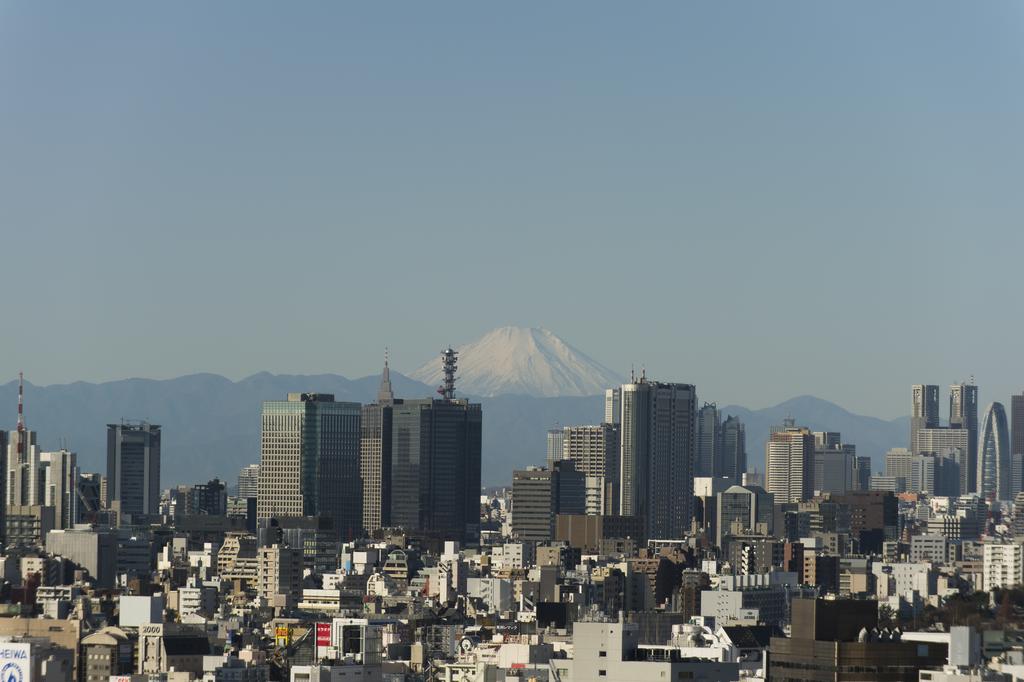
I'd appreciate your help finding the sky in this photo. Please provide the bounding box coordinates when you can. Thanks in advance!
[1,2,1023,419]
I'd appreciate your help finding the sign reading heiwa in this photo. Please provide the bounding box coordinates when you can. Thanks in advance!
[0,643,30,682]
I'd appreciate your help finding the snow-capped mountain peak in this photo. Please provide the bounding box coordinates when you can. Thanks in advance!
[409,326,624,398]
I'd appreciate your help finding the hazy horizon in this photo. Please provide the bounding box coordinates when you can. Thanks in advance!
[3,3,1022,419]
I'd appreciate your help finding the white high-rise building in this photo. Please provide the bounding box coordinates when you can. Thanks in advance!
[7,429,41,507]
[765,424,815,504]
[546,428,566,470]
[237,464,260,499]
[40,449,78,528]
[604,388,621,425]
[618,376,696,539]
[984,543,1024,591]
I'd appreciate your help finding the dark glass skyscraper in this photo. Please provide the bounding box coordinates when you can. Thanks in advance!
[106,421,161,517]
[720,414,747,481]
[390,398,482,544]
[618,376,697,539]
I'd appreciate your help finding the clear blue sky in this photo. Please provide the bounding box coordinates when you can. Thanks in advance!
[1,2,1022,419]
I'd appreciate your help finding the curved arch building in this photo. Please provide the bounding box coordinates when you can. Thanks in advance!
[978,402,1010,501]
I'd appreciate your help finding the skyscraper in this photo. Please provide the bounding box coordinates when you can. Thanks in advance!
[911,384,940,454]
[6,373,40,510]
[562,423,620,515]
[390,348,482,544]
[812,432,856,495]
[546,428,566,470]
[604,388,621,425]
[765,424,815,504]
[1011,392,1024,467]
[914,428,970,495]
[884,447,914,492]
[40,449,78,528]
[720,415,747,482]
[238,464,260,499]
[6,429,40,507]
[511,462,585,543]
[618,375,696,539]
[361,355,396,534]
[949,382,979,492]
[107,421,161,517]
[256,393,362,537]
[695,402,721,478]
[978,402,1010,501]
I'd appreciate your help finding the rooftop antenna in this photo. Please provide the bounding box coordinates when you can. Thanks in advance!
[438,347,458,401]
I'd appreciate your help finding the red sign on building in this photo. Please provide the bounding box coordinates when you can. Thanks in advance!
[316,622,331,646]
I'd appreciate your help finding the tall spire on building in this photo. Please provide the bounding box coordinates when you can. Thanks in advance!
[16,371,25,457]
[377,347,394,405]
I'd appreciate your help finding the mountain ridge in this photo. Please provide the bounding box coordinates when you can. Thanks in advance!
[0,373,908,487]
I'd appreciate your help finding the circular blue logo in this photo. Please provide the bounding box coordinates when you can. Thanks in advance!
[1,662,23,682]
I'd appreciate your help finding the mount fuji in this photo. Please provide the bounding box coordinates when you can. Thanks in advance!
[409,326,625,398]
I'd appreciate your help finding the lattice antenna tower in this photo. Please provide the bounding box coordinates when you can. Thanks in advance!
[438,347,459,401]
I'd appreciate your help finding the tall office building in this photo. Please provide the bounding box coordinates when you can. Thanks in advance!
[604,388,621,425]
[361,357,396,534]
[562,424,620,515]
[978,402,1010,501]
[238,464,260,499]
[715,484,773,550]
[695,403,721,478]
[511,462,585,543]
[1012,393,1024,494]
[6,429,40,507]
[911,384,940,454]
[765,424,815,504]
[884,448,914,491]
[0,429,6,540]
[546,428,566,470]
[256,394,362,537]
[618,376,696,539]
[720,415,747,481]
[107,421,161,517]
[40,449,78,528]
[914,428,970,495]
[812,432,856,495]
[390,348,483,544]
[949,382,979,492]
[911,452,960,497]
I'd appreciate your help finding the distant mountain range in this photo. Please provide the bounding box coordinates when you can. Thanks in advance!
[410,326,624,398]
[0,375,907,488]
[0,326,909,487]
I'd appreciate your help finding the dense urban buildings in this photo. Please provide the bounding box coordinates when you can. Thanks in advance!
[3,368,1024,682]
